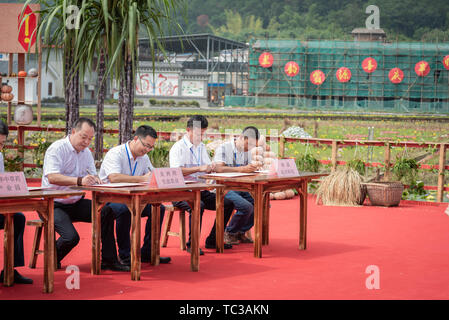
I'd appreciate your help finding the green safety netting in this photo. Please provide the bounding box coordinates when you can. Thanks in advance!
[229,39,449,113]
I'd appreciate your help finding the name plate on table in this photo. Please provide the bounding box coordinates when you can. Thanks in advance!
[0,172,29,195]
[268,159,299,177]
[149,168,186,188]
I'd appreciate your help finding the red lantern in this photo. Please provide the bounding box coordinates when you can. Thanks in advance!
[336,67,351,82]
[388,68,404,84]
[414,61,430,77]
[259,52,273,68]
[284,61,300,77]
[18,5,37,52]
[310,70,325,85]
[443,55,449,71]
[362,57,377,73]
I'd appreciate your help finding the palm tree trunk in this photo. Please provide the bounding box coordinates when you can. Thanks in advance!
[64,47,80,135]
[95,48,107,161]
[118,50,134,144]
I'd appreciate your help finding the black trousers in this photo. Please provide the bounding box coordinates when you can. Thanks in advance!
[0,213,25,267]
[48,199,118,264]
[173,190,234,247]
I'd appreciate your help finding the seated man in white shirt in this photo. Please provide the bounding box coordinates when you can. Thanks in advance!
[42,118,128,272]
[0,120,33,284]
[213,126,260,245]
[169,115,235,255]
[99,125,170,265]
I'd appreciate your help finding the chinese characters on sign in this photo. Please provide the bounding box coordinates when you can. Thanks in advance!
[284,61,300,77]
[414,61,430,77]
[389,67,404,84]
[149,168,185,188]
[259,52,274,68]
[442,55,449,71]
[0,172,28,196]
[17,5,37,52]
[310,70,325,85]
[336,67,352,83]
[268,159,299,177]
[362,57,377,73]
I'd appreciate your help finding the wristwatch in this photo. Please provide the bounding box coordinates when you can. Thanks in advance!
[77,177,83,186]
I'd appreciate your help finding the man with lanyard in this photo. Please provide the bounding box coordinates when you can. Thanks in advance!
[0,120,33,284]
[42,118,128,271]
[169,115,235,255]
[99,125,170,265]
[213,126,260,245]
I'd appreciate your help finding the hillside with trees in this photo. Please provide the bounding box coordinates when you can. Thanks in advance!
[183,0,449,42]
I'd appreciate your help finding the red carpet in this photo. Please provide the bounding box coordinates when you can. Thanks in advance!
[1,185,449,300]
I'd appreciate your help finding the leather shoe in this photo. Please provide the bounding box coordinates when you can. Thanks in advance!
[101,261,130,272]
[141,256,171,264]
[0,270,33,284]
[186,247,204,255]
[205,242,232,249]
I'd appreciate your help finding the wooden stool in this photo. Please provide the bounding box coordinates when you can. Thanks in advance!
[27,219,57,269]
[161,204,187,250]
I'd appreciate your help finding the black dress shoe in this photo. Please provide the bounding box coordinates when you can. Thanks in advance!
[205,242,232,249]
[101,261,130,272]
[14,270,33,284]
[186,247,204,255]
[0,270,33,284]
[120,257,131,267]
[141,256,172,264]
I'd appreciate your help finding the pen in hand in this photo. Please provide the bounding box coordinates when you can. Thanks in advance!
[86,169,102,185]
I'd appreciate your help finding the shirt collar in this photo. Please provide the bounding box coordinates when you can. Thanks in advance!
[125,141,136,161]
[65,135,77,153]
[183,134,203,149]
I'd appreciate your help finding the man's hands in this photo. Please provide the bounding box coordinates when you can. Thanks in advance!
[238,163,259,173]
[199,163,217,173]
[81,174,101,186]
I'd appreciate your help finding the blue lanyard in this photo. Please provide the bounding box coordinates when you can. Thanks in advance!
[233,152,242,167]
[125,143,138,176]
[184,138,201,166]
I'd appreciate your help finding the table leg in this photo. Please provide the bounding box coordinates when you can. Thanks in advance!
[253,184,263,258]
[150,204,161,266]
[43,199,55,293]
[130,195,142,281]
[3,213,14,287]
[91,192,101,275]
[299,180,308,250]
[215,187,224,253]
[262,192,270,246]
[190,191,201,271]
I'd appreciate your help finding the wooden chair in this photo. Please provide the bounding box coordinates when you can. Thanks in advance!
[161,204,187,251]
[27,219,57,269]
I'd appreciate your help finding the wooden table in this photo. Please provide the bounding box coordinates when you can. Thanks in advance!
[200,172,327,258]
[0,190,85,293]
[75,183,223,280]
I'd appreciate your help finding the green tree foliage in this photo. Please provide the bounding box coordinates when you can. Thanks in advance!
[183,0,449,42]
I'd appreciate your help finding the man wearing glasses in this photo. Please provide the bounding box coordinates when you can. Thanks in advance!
[99,125,171,265]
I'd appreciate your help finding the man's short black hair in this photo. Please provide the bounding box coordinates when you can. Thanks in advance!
[135,125,158,139]
[73,117,96,131]
[242,126,260,140]
[0,120,9,137]
[187,115,208,129]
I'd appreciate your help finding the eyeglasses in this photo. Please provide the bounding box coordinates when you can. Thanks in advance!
[139,137,155,150]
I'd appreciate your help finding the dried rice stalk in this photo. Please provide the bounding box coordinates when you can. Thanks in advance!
[316,167,364,206]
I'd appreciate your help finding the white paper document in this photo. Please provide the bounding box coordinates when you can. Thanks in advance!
[90,182,147,188]
[27,186,52,191]
[206,172,256,178]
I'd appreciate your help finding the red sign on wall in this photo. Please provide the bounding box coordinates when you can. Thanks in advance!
[259,52,274,68]
[388,68,404,84]
[284,61,299,77]
[17,5,37,52]
[414,61,430,77]
[310,70,325,85]
[336,67,351,82]
[362,57,377,73]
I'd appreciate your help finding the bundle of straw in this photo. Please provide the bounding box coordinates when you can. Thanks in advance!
[316,167,364,206]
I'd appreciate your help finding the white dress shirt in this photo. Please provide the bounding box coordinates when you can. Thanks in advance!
[169,134,211,181]
[42,136,97,204]
[213,139,251,167]
[0,152,4,173]
[99,142,154,183]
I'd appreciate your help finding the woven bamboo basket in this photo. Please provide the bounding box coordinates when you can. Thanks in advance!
[363,182,404,207]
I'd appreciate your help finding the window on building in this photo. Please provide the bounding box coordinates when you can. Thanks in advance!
[48,82,53,96]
